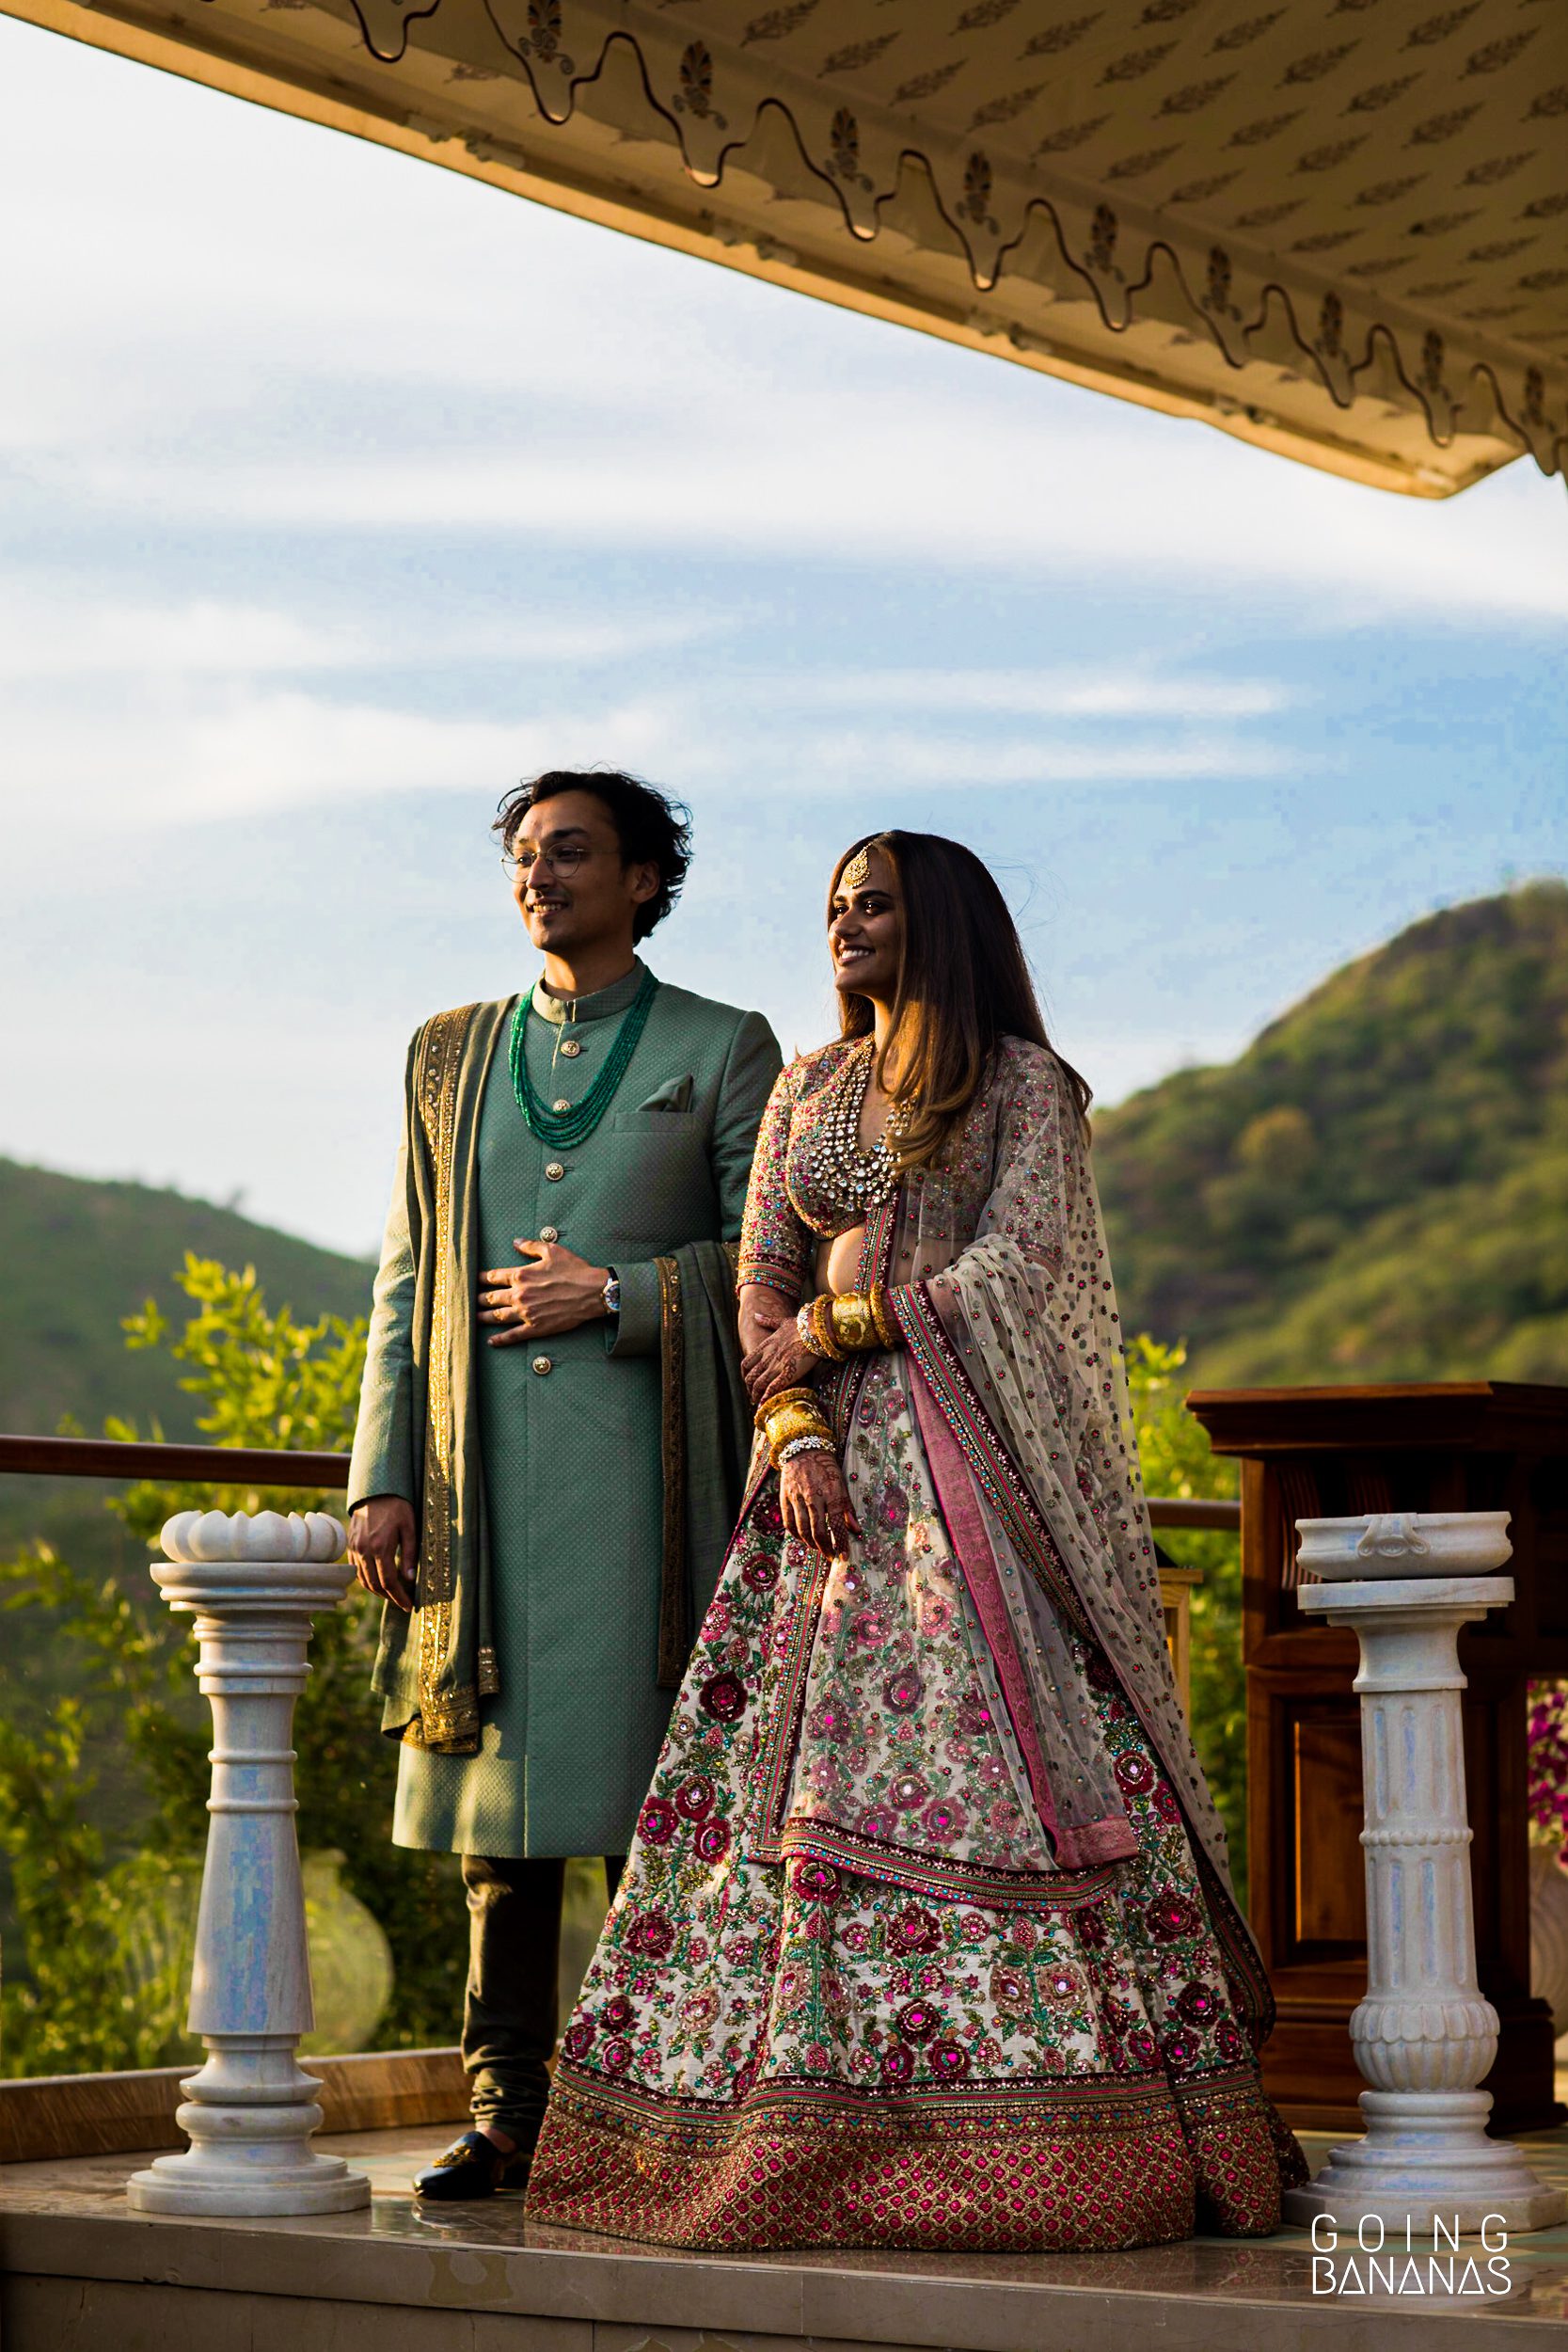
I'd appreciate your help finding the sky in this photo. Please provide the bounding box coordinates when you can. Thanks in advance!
[3,14,1565,1259]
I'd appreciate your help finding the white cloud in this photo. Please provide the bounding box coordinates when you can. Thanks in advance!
[0,590,719,680]
[804,671,1291,720]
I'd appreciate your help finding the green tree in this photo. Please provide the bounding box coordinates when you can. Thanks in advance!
[1,1258,463,2076]
[1125,1334,1247,1901]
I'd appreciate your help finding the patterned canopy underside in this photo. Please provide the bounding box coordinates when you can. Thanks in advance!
[15,0,1566,494]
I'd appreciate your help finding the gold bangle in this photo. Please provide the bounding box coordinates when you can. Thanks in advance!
[810,1293,847,1360]
[753,1383,818,1433]
[829,1292,879,1354]
[764,1401,833,1466]
[869,1281,899,1349]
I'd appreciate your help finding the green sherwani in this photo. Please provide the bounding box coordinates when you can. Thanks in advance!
[348,961,780,1859]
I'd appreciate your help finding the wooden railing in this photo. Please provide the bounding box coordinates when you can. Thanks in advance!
[0,1433,1242,1529]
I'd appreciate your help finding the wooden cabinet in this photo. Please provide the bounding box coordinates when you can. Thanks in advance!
[1187,1382,1568,2134]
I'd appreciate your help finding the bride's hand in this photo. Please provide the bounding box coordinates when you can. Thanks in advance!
[779,1450,860,1559]
[742,1316,816,1406]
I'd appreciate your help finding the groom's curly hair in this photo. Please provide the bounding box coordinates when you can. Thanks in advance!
[494,769,694,941]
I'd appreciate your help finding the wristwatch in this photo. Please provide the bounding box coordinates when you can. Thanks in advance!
[602,1270,621,1319]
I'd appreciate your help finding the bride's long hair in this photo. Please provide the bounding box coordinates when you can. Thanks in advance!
[831,830,1092,1171]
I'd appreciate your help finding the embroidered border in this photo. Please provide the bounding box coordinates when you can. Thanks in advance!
[408,1001,480,1753]
[770,1819,1124,1911]
[655,1250,688,1690]
[529,2065,1296,2250]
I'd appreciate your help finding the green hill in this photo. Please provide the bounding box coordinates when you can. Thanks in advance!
[0,1157,372,1444]
[1094,881,1568,1387]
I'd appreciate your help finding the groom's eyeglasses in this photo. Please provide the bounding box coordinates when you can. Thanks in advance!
[509,842,594,877]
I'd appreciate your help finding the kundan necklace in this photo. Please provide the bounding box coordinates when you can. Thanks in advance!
[810,1039,911,1213]
[509,969,659,1146]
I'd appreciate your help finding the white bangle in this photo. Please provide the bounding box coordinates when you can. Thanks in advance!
[778,1434,833,1465]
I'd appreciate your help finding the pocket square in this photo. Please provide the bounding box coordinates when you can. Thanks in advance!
[635,1074,694,1112]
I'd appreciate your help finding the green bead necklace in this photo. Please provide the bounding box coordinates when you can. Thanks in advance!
[509,970,659,1146]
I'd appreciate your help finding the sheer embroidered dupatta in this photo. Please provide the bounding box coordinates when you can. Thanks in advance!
[879,1041,1272,2034]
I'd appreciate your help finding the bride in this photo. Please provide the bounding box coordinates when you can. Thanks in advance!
[526,830,1303,2250]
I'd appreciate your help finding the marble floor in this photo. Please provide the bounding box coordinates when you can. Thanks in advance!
[4,2121,1568,2351]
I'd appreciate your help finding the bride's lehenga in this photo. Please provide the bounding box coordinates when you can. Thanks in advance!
[526,1036,1305,2250]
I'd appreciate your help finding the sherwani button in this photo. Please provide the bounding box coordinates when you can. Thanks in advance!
[552,1099,572,1114]
[531,1356,553,1376]
[538,1226,559,1244]
[560,1039,582,1057]
[546,1162,565,1181]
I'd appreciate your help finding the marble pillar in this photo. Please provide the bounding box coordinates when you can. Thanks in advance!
[127,1508,372,2217]
[1282,1511,1565,2233]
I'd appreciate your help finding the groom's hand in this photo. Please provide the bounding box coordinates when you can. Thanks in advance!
[349,1495,418,1612]
[479,1240,610,1344]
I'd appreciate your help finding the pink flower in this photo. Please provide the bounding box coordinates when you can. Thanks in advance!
[695,1817,731,1865]
[639,1798,677,1846]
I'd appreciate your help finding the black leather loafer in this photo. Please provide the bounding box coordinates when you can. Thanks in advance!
[413,2129,528,2201]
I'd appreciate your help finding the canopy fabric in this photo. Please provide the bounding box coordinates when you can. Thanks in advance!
[15,0,1567,495]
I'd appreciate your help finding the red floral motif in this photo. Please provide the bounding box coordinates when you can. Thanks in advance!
[603,1994,634,2031]
[884,1670,924,1714]
[700,1671,748,1724]
[1214,2018,1247,2064]
[695,1817,732,1864]
[741,1550,779,1591]
[929,2037,972,2078]
[923,1796,967,1843]
[562,2019,595,2059]
[896,1998,941,2043]
[1146,1890,1199,1943]
[880,2042,914,2083]
[890,1772,928,1811]
[1128,2028,1158,2068]
[1114,1751,1155,1795]
[674,1774,716,1820]
[895,1905,942,1954]
[640,1798,676,1845]
[600,2037,632,2074]
[1152,1783,1181,1825]
[1076,1904,1109,1949]
[789,1857,842,1903]
[990,1966,1029,2011]
[1175,1979,1218,2026]
[1163,2031,1196,2072]
[628,1911,675,1959]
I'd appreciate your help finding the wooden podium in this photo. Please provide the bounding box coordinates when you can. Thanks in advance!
[1187,1382,1568,2135]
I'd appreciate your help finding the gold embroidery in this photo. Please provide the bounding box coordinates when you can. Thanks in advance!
[414,1002,478,1752]
[655,1251,688,1689]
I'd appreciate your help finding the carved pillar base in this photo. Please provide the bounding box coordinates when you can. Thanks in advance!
[126,1509,372,2219]
[129,2039,370,2216]
[1286,2089,1567,2233]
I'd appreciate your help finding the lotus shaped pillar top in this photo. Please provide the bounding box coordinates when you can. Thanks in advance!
[159,1508,346,1564]
[1295,1509,1512,1583]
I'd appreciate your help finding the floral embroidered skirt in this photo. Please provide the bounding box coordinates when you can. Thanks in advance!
[526,1356,1304,2251]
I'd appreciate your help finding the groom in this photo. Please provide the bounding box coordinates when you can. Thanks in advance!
[347,770,780,2199]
